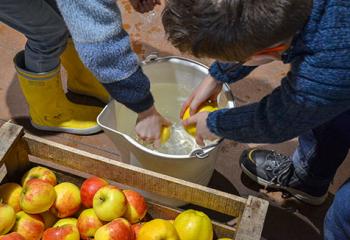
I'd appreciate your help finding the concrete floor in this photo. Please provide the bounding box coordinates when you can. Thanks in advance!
[1,1,349,239]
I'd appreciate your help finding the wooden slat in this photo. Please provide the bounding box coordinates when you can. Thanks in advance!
[0,122,24,165]
[24,133,246,218]
[234,196,269,240]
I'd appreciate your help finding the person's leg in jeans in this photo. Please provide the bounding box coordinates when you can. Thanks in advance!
[240,109,350,205]
[0,0,68,72]
[324,179,350,240]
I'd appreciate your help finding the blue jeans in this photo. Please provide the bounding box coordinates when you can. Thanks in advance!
[0,0,68,72]
[292,109,350,239]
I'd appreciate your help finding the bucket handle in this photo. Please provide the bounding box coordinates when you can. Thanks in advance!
[190,138,224,159]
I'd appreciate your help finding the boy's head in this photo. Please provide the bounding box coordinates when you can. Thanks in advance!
[162,0,312,63]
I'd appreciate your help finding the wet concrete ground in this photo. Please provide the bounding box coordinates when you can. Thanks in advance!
[0,1,349,239]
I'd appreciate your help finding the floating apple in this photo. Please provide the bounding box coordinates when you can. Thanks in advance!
[94,218,133,240]
[42,224,80,240]
[93,185,127,221]
[12,211,45,240]
[22,167,57,186]
[0,232,25,240]
[20,179,56,214]
[122,189,147,224]
[0,183,22,212]
[0,203,16,235]
[77,208,104,240]
[137,219,180,240]
[80,176,108,208]
[51,182,81,218]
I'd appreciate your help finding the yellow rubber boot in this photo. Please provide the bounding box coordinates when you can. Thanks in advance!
[14,51,102,135]
[61,39,110,104]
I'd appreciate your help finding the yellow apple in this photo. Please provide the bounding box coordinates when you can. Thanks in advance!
[53,218,78,227]
[93,185,127,221]
[0,203,16,235]
[0,232,25,240]
[0,183,22,212]
[122,189,147,224]
[182,102,218,136]
[12,211,45,240]
[94,218,133,240]
[160,126,171,144]
[40,211,58,229]
[42,224,80,240]
[77,208,104,240]
[174,209,213,240]
[22,167,57,186]
[51,182,81,218]
[217,238,233,240]
[137,219,180,240]
[20,179,56,214]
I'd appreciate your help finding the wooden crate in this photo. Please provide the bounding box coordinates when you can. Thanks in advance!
[0,122,268,240]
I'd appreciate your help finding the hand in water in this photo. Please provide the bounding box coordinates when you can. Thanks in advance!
[135,105,171,147]
[129,0,161,13]
[180,75,222,118]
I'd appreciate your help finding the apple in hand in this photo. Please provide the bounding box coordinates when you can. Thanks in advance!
[51,182,81,218]
[0,183,22,212]
[42,224,80,240]
[12,211,45,240]
[0,232,25,240]
[54,218,78,227]
[20,179,56,214]
[122,189,147,224]
[77,208,104,239]
[93,185,127,221]
[80,176,108,208]
[94,218,133,240]
[0,203,16,235]
[22,167,57,186]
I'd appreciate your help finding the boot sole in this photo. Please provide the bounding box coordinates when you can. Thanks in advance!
[240,163,328,206]
[31,121,102,135]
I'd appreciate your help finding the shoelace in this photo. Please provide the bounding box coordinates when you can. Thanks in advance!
[266,152,294,186]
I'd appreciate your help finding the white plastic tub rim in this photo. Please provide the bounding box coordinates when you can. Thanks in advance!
[97,55,235,160]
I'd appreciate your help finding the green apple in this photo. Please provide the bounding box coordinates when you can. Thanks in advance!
[12,211,45,240]
[51,182,81,218]
[93,185,127,221]
[0,203,16,235]
[0,183,22,212]
[20,179,56,214]
[22,167,57,186]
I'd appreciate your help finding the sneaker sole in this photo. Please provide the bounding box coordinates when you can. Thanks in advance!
[240,162,328,205]
[31,121,102,135]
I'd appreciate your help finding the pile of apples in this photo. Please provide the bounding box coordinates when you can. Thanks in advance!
[0,166,233,240]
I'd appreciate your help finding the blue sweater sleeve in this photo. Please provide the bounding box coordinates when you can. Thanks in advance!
[55,0,153,113]
[209,61,256,84]
[207,52,350,143]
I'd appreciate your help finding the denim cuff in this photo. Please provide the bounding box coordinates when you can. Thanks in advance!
[103,67,154,113]
[209,61,256,84]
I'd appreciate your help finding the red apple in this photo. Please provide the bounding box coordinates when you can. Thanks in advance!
[94,218,133,240]
[77,208,104,239]
[12,211,45,240]
[122,190,147,224]
[80,176,108,208]
[93,185,127,221]
[42,224,79,240]
[131,223,143,239]
[0,203,16,235]
[20,179,56,214]
[22,167,57,186]
[0,183,22,212]
[51,182,81,218]
[0,232,25,240]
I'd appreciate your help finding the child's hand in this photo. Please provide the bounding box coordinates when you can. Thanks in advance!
[129,0,161,13]
[180,75,222,118]
[135,105,171,147]
[182,111,219,146]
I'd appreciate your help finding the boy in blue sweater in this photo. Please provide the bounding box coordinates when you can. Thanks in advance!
[0,0,169,145]
[162,0,350,239]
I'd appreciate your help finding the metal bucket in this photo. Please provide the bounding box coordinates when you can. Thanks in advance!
[97,55,235,206]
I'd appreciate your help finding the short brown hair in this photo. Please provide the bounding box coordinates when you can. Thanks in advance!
[162,0,312,62]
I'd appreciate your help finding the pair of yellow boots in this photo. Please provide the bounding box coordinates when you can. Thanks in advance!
[14,40,110,135]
